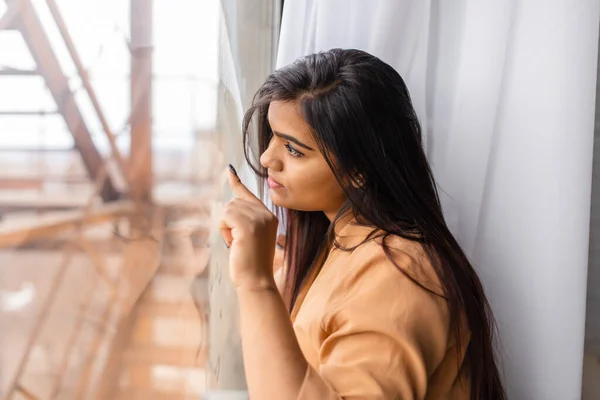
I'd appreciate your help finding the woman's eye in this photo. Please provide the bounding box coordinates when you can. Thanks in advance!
[284,143,304,158]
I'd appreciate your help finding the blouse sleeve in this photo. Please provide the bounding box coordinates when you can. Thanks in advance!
[296,249,452,400]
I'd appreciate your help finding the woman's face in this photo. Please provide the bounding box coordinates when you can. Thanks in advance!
[260,100,346,219]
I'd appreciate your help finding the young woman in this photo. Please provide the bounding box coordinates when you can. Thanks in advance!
[219,48,505,399]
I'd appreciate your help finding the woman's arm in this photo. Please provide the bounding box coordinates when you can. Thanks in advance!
[220,170,309,399]
[237,285,308,399]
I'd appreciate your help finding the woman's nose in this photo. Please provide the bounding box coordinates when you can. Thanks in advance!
[260,142,283,171]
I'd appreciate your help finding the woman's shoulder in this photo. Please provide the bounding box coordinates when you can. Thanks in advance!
[333,227,443,297]
[324,230,452,348]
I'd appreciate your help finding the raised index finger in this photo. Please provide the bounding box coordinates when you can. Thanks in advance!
[227,164,262,204]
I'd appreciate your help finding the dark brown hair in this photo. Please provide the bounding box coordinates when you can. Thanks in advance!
[242,48,505,400]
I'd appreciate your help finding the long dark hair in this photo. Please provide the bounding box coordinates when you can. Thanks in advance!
[242,48,505,400]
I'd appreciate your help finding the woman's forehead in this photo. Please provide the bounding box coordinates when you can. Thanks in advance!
[267,101,314,143]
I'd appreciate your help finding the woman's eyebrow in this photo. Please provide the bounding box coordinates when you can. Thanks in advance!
[272,130,315,151]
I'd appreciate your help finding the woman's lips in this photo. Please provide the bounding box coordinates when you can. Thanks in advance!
[267,176,284,189]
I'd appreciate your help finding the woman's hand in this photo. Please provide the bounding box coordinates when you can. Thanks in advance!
[220,166,279,291]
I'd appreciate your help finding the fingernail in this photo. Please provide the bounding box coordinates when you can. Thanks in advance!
[228,164,238,177]
[222,238,230,248]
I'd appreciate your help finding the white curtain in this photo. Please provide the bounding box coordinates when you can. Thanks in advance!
[277,1,600,399]
[586,36,600,357]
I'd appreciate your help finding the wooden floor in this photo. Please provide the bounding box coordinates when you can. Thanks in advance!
[0,205,211,399]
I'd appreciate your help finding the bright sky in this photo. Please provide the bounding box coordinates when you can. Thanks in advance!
[0,0,219,150]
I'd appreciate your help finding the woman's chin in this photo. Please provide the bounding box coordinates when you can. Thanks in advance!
[269,192,299,210]
[269,191,323,212]
[268,189,286,206]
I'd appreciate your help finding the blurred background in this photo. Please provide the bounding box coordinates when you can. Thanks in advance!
[0,1,600,399]
[0,0,274,398]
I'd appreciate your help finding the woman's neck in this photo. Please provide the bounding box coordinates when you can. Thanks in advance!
[325,208,355,236]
